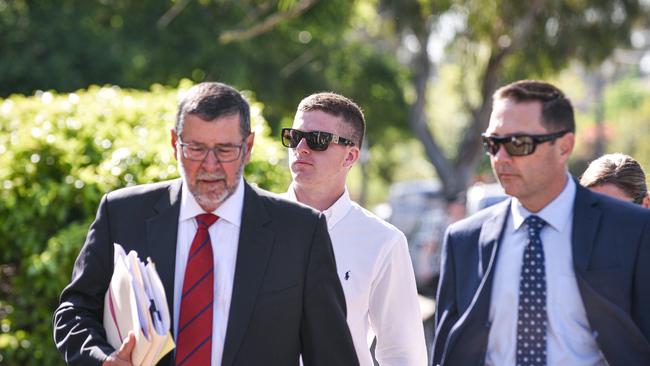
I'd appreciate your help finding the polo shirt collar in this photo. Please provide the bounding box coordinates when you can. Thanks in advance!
[286,184,352,230]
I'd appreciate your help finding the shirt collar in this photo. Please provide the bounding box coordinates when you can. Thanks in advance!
[510,172,576,233]
[179,176,245,227]
[286,183,352,230]
[322,187,352,230]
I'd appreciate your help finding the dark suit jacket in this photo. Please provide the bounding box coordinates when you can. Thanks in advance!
[431,182,650,366]
[53,179,359,366]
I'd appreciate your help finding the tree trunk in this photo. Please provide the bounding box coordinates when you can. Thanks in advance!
[407,0,548,200]
[407,29,460,199]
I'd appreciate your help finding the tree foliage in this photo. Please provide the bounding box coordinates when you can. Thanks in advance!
[1,0,416,196]
[374,0,650,197]
[598,76,650,172]
[1,1,405,132]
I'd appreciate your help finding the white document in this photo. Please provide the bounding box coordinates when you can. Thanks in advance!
[103,243,175,366]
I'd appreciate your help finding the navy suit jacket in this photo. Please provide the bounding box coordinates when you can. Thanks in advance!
[431,181,650,366]
[53,179,359,366]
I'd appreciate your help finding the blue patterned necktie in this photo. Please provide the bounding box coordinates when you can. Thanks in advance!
[516,215,548,366]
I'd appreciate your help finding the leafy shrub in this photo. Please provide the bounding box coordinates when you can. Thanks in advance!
[0,81,290,365]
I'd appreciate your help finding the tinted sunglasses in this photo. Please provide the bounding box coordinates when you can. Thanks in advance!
[481,130,570,156]
[281,128,355,151]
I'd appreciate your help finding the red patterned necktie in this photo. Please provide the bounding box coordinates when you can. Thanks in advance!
[176,213,218,366]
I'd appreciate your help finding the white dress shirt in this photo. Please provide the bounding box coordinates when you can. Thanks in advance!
[173,177,245,366]
[485,175,606,366]
[286,185,428,366]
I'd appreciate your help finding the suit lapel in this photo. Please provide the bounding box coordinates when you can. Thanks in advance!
[464,199,509,314]
[442,200,510,364]
[478,201,510,278]
[145,179,182,330]
[221,182,275,366]
[571,184,601,272]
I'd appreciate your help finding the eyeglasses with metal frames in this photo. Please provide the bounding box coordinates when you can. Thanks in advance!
[177,137,247,162]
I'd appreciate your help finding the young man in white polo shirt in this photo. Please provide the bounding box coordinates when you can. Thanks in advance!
[281,92,427,366]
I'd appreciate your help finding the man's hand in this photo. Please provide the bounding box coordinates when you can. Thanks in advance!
[102,331,136,366]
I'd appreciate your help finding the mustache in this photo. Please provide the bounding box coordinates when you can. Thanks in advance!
[196,172,226,180]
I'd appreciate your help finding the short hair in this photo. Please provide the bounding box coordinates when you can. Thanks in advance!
[175,82,250,138]
[493,80,575,133]
[580,153,648,205]
[297,92,365,148]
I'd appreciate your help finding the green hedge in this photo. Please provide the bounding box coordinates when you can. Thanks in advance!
[0,81,290,365]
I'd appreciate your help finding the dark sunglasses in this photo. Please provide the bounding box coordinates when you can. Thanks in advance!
[281,128,355,151]
[481,130,570,156]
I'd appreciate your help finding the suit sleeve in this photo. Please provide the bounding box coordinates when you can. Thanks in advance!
[369,232,428,366]
[300,215,359,366]
[53,194,115,365]
[431,227,458,366]
[633,213,650,342]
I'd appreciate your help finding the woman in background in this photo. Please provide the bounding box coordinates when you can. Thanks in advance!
[580,153,650,208]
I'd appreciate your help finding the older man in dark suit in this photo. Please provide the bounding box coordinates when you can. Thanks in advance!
[431,80,650,366]
[53,82,359,366]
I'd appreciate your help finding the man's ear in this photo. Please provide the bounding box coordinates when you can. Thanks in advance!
[243,132,255,164]
[558,132,575,162]
[171,129,179,161]
[343,147,360,168]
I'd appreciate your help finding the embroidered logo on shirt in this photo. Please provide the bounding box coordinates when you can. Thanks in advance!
[344,270,351,280]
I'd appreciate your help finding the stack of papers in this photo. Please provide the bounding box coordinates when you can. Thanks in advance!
[104,243,175,366]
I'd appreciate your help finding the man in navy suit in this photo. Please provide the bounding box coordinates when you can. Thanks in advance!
[431,80,650,366]
[53,82,358,366]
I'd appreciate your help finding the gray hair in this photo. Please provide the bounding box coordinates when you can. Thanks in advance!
[175,82,250,138]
